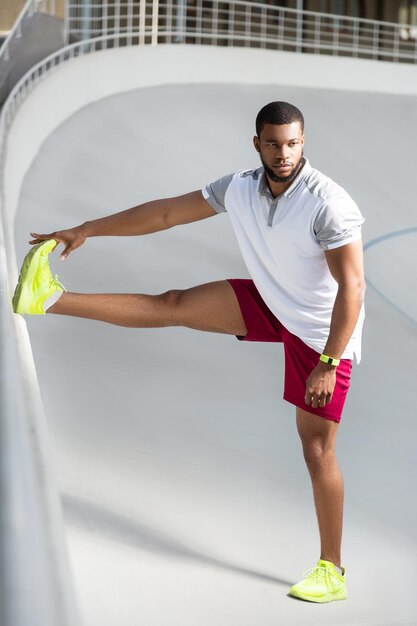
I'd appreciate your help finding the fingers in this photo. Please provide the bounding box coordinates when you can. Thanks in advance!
[305,389,333,408]
[29,232,55,245]
[305,364,336,409]
[60,244,73,260]
[29,230,81,260]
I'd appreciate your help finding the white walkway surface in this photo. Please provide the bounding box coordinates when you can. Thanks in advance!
[14,80,417,625]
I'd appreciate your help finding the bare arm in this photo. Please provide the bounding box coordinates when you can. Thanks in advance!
[30,190,217,259]
[305,239,366,408]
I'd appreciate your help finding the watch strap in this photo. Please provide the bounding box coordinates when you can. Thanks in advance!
[319,353,340,367]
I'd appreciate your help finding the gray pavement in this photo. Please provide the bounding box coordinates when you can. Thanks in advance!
[14,83,417,625]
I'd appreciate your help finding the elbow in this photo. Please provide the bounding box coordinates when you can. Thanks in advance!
[161,205,174,230]
[356,276,366,304]
[359,280,366,304]
[339,277,366,304]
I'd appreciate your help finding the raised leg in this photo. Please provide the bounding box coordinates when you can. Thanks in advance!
[296,407,344,568]
[49,280,248,336]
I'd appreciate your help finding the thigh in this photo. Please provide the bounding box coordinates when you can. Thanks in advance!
[296,407,339,450]
[166,279,247,335]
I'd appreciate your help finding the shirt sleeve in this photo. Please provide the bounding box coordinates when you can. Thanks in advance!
[313,195,365,251]
[202,173,234,214]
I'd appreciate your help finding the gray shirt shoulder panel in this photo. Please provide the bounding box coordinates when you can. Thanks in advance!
[203,168,260,213]
[203,172,235,213]
[306,169,364,250]
[313,195,365,250]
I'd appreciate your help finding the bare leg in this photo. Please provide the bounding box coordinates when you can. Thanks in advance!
[296,407,344,568]
[49,280,248,336]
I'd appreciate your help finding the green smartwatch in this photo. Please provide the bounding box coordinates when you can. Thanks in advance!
[319,353,340,367]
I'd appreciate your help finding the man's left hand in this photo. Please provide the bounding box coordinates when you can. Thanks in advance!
[305,362,337,408]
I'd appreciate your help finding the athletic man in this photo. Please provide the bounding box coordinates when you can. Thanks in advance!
[13,101,365,603]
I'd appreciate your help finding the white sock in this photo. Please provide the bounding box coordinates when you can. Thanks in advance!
[44,290,63,312]
[335,564,344,576]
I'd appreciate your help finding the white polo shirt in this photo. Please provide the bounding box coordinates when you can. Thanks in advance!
[202,158,365,363]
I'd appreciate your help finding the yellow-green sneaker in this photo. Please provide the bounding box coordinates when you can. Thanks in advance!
[289,559,347,603]
[13,239,66,315]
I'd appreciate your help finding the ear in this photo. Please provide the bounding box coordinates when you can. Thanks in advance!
[301,134,305,146]
[253,136,260,153]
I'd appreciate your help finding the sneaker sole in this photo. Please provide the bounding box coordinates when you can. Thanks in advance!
[289,587,347,603]
[13,240,57,314]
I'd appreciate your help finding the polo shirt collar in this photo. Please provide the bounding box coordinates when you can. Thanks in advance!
[258,157,311,200]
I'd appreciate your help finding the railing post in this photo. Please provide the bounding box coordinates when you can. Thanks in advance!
[296,0,303,53]
[151,0,159,45]
[393,26,399,62]
[81,0,91,42]
[127,0,133,47]
[373,22,380,60]
[139,0,146,45]
[103,0,108,47]
[115,0,120,46]
[414,30,417,63]
[196,0,203,46]
[314,14,320,54]
[278,8,284,51]
[228,2,235,47]
[245,4,251,48]
[260,5,266,49]
[353,19,359,57]
[212,0,219,47]
[175,0,186,43]
[332,14,339,55]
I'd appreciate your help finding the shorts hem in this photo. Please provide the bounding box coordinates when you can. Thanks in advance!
[283,394,342,423]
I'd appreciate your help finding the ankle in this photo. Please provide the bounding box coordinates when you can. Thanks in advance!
[46,290,66,313]
[321,556,341,568]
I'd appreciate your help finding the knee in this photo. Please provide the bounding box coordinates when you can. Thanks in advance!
[156,289,185,326]
[301,438,335,471]
[159,289,184,309]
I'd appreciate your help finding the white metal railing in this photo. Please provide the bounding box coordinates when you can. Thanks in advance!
[2,0,417,70]
[1,0,417,624]
[63,0,417,63]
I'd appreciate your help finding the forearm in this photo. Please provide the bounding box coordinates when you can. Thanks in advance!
[83,199,170,238]
[323,283,365,360]
[82,190,215,238]
[29,191,216,259]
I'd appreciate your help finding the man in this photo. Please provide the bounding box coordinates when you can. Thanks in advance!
[13,101,365,603]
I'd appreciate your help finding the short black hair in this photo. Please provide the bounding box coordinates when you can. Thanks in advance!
[256,101,304,136]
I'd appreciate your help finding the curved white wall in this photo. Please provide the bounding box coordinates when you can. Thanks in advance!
[6,44,417,282]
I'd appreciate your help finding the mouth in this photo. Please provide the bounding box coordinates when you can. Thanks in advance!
[273,163,292,172]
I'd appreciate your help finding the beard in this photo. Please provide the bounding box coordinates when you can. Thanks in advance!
[261,152,305,184]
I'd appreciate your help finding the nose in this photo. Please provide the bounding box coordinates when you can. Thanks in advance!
[275,146,289,161]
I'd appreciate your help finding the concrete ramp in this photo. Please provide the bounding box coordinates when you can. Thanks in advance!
[0,13,64,106]
[14,82,417,626]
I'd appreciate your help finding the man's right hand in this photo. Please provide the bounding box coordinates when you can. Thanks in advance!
[29,224,87,260]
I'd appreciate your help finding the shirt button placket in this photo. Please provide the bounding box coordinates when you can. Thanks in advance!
[268,199,279,227]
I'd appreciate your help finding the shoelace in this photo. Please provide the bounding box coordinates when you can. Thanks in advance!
[50,274,67,292]
[302,564,330,584]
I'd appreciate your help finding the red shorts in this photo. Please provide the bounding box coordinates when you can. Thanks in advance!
[227,279,352,423]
